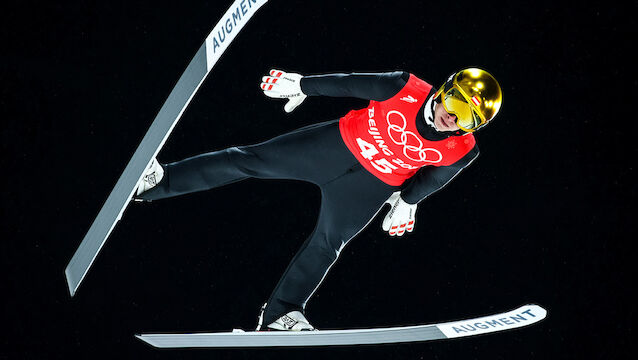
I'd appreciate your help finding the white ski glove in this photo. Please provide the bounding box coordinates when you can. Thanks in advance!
[260,69,307,113]
[382,191,417,237]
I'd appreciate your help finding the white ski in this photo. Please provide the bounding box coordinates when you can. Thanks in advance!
[136,304,546,348]
[64,0,269,296]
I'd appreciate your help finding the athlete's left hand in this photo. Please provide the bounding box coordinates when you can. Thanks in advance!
[382,191,417,236]
[260,69,307,113]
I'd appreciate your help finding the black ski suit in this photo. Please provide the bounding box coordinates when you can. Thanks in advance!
[138,71,479,325]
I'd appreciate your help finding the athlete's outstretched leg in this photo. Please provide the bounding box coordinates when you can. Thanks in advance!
[137,120,353,201]
[261,164,395,325]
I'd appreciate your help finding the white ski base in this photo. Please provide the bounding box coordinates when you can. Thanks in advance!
[136,304,546,348]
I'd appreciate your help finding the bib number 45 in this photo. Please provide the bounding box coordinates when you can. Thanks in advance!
[356,138,399,174]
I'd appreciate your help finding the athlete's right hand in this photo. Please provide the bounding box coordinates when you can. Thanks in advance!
[260,69,307,113]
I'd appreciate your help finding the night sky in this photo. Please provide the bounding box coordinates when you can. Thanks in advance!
[2,0,632,359]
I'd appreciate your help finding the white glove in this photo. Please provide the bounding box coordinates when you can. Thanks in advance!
[260,69,307,113]
[382,191,417,236]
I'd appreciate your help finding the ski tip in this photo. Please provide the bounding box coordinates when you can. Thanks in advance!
[523,303,548,319]
[508,303,547,322]
[436,303,548,339]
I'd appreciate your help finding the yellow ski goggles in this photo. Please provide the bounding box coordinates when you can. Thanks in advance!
[439,84,486,133]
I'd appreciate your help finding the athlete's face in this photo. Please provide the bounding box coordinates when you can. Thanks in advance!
[433,102,461,132]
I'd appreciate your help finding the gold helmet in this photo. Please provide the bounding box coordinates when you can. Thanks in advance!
[433,68,503,132]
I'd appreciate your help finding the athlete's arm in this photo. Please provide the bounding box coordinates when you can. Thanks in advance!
[380,146,479,236]
[400,145,480,204]
[300,71,410,101]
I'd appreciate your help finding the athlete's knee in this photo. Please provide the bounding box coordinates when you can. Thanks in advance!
[225,146,253,162]
[309,231,344,263]
[225,146,268,176]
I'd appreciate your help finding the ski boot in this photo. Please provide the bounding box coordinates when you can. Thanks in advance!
[135,158,164,197]
[256,303,316,331]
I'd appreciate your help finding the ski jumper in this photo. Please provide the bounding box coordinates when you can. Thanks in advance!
[138,71,480,325]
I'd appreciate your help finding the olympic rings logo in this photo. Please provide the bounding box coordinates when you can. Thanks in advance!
[386,110,442,163]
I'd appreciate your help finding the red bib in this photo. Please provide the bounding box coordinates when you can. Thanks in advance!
[339,74,476,186]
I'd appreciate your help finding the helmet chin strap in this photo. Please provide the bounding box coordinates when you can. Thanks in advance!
[423,94,437,130]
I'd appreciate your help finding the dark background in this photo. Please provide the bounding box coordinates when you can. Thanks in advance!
[1,0,633,358]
